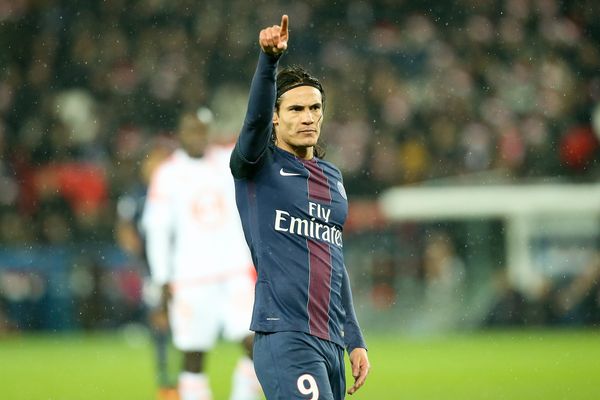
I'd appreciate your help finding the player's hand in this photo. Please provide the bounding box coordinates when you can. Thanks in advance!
[259,14,289,56]
[348,347,370,395]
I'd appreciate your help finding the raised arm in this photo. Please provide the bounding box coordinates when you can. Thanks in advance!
[231,15,289,174]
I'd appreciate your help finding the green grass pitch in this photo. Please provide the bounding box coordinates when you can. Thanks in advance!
[1,328,599,399]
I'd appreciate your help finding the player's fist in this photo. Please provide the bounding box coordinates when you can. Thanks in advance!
[259,14,289,56]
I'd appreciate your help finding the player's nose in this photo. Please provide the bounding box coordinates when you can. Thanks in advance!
[301,110,315,123]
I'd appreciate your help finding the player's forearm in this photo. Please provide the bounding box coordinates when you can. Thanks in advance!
[341,267,368,354]
[144,232,172,286]
[237,51,280,162]
[345,320,367,355]
[141,206,173,285]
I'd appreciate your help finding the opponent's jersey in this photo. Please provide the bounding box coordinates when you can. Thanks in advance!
[143,147,252,286]
[231,52,366,354]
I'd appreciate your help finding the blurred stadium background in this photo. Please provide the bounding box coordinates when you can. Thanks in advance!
[1,0,599,399]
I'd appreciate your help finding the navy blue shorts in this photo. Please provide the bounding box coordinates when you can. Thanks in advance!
[253,331,346,400]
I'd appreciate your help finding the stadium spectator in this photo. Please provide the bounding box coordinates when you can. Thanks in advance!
[421,231,466,327]
[484,269,530,327]
[548,257,600,325]
[142,111,261,400]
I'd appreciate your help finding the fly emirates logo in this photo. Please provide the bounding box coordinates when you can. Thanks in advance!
[274,202,343,247]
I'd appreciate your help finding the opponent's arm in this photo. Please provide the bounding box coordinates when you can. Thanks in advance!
[141,164,174,289]
[341,266,370,395]
[231,15,289,174]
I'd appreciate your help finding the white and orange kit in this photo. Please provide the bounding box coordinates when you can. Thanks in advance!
[142,144,255,351]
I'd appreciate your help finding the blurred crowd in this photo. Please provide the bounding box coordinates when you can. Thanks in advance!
[1,0,599,245]
[1,1,600,332]
[347,222,600,332]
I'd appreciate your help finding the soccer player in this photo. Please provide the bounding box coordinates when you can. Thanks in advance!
[115,135,177,400]
[230,15,370,399]
[143,110,262,400]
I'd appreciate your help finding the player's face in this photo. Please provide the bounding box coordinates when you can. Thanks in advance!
[273,85,323,159]
[179,118,208,158]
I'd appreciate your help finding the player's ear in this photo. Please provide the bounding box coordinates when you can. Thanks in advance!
[272,111,279,126]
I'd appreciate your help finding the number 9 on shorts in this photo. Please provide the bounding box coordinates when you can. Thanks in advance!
[297,374,319,399]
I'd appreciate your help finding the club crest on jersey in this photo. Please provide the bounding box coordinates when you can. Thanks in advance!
[337,181,347,200]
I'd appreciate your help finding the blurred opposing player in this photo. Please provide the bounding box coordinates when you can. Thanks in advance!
[143,110,261,400]
[115,135,177,400]
[231,15,370,399]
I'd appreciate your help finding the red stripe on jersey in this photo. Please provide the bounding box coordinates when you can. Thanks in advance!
[302,159,332,203]
[307,239,332,340]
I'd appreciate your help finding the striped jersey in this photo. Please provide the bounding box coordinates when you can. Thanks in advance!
[230,52,366,354]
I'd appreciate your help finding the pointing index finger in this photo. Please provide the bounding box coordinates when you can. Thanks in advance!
[280,14,288,36]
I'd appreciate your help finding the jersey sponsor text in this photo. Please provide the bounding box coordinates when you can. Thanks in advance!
[274,205,343,247]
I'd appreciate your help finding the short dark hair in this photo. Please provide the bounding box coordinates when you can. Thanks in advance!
[274,66,326,158]
[276,65,325,110]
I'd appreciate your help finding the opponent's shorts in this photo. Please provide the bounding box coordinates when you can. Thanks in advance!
[168,273,255,351]
[253,331,346,400]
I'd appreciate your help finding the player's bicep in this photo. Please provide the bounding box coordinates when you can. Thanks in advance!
[146,163,174,203]
[142,167,175,230]
[230,142,265,178]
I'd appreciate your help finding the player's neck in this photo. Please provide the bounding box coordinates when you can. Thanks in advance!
[277,143,313,160]
[183,147,205,159]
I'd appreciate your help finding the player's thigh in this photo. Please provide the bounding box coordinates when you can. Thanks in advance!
[169,285,221,351]
[326,342,346,400]
[253,332,336,400]
[221,275,255,341]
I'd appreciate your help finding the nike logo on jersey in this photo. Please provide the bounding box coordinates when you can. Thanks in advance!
[279,168,302,177]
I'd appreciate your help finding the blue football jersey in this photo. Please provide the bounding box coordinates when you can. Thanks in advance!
[230,52,366,354]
